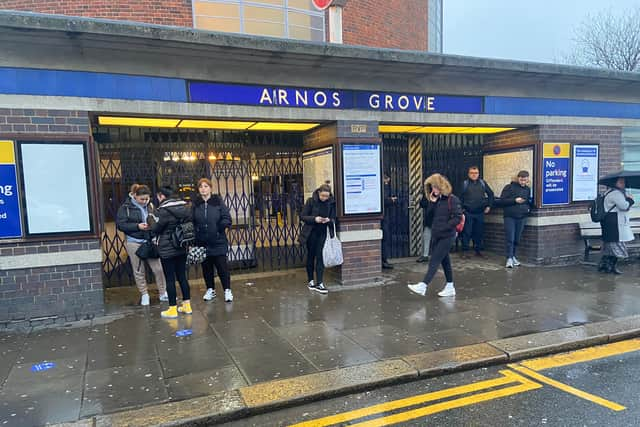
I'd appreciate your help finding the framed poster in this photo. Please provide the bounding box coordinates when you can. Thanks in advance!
[572,145,599,202]
[0,141,22,239]
[542,143,571,206]
[19,142,93,235]
[342,144,381,215]
[303,147,334,201]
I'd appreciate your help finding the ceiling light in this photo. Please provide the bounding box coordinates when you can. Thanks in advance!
[178,120,255,130]
[457,127,516,134]
[378,125,422,133]
[248,122,320,131]
[98,116,180,128]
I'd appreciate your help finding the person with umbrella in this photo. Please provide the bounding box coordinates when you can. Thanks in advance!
[598,171,636,274]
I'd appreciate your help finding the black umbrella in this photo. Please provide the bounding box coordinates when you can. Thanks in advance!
[599,170,640,189]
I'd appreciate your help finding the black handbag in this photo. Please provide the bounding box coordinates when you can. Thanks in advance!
[135,237,159,260]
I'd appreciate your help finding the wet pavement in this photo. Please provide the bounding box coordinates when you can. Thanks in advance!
[1,254,640,426]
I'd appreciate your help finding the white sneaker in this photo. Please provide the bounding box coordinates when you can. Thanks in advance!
[438,282,456,297]
[203,288,216,301]
[159,292,169,302]
[140,293,150,306]
[224,289,234,302]
[512,257,521,267]
[506,258,514,268]
[408,282,428,296]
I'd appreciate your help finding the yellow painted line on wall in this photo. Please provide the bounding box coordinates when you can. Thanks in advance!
[289,372,520,427]
[348,376,542,427]
[509,365,626,412]
[521,339,640,371]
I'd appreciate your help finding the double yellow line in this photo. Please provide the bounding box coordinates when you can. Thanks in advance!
[291,339,640,427]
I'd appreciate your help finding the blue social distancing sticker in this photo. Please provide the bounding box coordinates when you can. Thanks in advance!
[31,362,56,372]
[175,329,193,337]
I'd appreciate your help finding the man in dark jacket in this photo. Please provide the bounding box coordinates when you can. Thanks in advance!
[460,166,494,258]
[149,186,192,319]
[382,173,398,269]
[498,171,533,268]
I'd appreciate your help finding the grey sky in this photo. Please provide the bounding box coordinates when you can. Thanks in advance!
[444,0,640,63]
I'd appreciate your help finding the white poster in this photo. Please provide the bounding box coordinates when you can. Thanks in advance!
[572,145,599,201]
[342,144,381,214]
[303,147,334,201]
[20,143,91,234]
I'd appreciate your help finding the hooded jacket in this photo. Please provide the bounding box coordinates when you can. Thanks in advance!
[299,189,336,245]
[498,182,533,219]
[115,195,153,242]
[192,194,232,257]
[422,174,463,240]
[602,189,635,243]
[150,198,190,259]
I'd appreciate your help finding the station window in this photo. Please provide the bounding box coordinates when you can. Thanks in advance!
[193,0,325,42]
[621,127,640,203]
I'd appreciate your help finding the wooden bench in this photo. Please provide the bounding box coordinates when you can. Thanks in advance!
[579,221,640,261]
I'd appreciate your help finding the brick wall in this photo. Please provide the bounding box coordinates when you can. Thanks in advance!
[483,125,623,264]
[341,0,428,51]
[0,108,103,327]
[339,221,382,285]
[0,0,193,27]
[0,241,103,325]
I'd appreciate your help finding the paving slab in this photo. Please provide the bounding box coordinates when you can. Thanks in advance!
[402,343,507,376]
[238,359,418,410]
[489,325,609,360]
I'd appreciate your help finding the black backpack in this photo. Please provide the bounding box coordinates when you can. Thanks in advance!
[166,208,196,248]
[590,190,615,223]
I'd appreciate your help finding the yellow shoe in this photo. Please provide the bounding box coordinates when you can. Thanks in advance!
[178,301,192,315]
[161,306,178,319]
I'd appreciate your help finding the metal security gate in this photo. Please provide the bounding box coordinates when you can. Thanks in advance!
[382,134,411,258]
[422,134,484,194]
[96,127,305,287]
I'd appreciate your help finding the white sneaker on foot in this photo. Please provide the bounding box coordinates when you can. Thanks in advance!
[506,258,514,268]
[512,257,521,267]
[159,292,169,302]
[203,288,216,301]
[140,293,150,306]
[313,283,328,294]
[408,282,428,296]
[438,282,456,297]
[224,289,234,302]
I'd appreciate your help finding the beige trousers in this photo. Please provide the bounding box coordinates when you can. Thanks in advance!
[125,241,167,296]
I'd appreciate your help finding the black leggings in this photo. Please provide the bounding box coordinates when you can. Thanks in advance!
[422,236,454,284]
[201,255,231,291]
[306,229,326,284]
[161,254,190,306]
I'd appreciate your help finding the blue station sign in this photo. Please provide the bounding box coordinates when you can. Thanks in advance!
[189,82,484,114]
[0,140,22,239]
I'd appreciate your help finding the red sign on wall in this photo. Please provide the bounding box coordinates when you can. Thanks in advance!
[312,0,334,11]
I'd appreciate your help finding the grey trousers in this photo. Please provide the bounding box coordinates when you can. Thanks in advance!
[422,226,432,257]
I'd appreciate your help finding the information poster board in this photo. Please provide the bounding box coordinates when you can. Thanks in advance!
[542,143,571,206]
[572,145,599,202]
[483,148,535,196]
[0,141,22,239]
[342,144,381,215]
[303,147,334,201]
[20,142,92,234]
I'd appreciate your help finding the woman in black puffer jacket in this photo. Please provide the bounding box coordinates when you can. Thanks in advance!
[150,186,192,319]
[408,174,462,298]
[193,178,233,303]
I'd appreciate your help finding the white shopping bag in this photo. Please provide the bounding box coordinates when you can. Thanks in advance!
[322,222,343,267]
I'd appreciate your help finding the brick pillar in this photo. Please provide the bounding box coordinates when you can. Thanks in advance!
[304,121,383,286]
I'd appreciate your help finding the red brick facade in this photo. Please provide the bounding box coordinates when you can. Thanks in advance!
[0,0,193,27]
[340,0,428,51]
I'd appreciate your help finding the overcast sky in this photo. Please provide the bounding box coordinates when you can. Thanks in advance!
[444,0,640,64]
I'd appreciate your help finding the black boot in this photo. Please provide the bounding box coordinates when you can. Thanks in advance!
[610,257,623,275]
[598,256,610,273]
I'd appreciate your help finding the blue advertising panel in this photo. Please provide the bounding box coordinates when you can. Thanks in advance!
[542,143,571,206]
[189,82,483,114]
[0,141,22,239]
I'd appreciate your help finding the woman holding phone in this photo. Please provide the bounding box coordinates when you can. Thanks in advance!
[299,184,336,294]
[408,174,462,298]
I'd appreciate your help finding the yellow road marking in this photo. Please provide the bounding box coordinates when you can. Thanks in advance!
[289,370,525,427]
[348,382,541,427]
[520,339,640,371]
[509,365,626,412]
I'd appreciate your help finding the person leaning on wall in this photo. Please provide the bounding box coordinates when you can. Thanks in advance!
[497,171,533,268]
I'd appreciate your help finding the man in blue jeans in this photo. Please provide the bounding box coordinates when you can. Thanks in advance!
[460,166,494,258]
[498,171,533,268]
